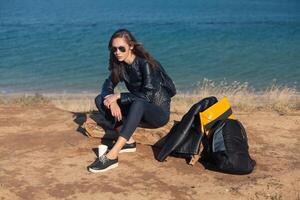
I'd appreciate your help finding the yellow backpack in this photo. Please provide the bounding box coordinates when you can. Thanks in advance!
[199,97,235,136]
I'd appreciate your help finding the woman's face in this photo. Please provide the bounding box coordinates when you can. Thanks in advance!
[111,37,133,62]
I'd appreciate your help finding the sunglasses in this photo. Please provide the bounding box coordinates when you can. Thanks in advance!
[110,46,126,53]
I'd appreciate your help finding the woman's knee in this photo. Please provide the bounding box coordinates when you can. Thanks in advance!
[161,114,170,126]
[130,99,146,112]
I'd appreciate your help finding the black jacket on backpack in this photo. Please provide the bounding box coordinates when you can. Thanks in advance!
[156,97,218,161]
[156,96,256,175]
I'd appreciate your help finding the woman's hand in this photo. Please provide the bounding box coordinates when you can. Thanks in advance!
[104,93,120,108]
[109,101,122,121]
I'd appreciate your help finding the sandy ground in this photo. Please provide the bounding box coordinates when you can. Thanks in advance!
[0,104,300,200]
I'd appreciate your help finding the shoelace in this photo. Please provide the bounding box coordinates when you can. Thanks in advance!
[99,155,107,164]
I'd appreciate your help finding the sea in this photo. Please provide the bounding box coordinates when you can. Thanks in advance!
[1,0,300,94]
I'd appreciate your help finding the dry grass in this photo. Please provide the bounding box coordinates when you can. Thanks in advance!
[183,79,300,114]
[1,80,299,114]
[45,93,97,112]
[0,93,50,106]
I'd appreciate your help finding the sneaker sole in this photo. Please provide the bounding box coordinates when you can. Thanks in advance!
[120,148,136,153]
[88,163,119,173]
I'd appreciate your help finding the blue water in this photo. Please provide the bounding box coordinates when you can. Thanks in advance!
[1,0,300,93]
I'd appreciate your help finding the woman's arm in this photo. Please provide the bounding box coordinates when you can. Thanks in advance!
[101,74,118,99]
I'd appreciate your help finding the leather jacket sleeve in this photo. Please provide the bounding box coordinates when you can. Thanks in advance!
[101,74,118,99]
[120,61,157,104]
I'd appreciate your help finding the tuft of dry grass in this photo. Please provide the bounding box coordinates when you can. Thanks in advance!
[182,79,300,114]
[1,80,299,114]
[48,93,97,112]
[0,93,50,106]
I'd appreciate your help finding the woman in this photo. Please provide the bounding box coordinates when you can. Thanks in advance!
[88,29,175,173]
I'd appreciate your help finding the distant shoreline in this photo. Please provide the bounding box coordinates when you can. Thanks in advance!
[1,85,299,114]
[1,80,299,97]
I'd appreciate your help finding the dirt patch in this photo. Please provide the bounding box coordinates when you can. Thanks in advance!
[0,105,299,200]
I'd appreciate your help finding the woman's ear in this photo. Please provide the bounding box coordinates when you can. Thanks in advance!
[129,42,134,50]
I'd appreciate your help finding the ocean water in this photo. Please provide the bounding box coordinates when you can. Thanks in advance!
[0,0,300,93]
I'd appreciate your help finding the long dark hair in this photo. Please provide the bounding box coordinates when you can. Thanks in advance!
[108,29,157,84]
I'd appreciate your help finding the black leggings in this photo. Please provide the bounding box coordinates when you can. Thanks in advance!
[95,95,170,140]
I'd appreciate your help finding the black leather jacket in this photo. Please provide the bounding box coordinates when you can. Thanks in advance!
[101,56,171,107]
[156,97,218,161]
